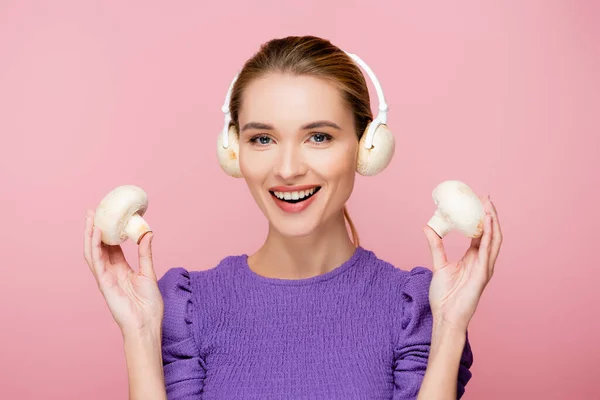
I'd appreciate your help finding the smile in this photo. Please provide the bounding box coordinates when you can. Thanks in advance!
[268,186,322,213]
[269,186,321,203]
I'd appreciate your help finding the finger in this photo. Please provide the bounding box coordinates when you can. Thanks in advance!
[488,198,503,271]
[107,244,127,265]
[478,213,493,267]
[423,225,448,271]
[84,211,94,272]
[470,193,492,250]
[91,225,107,278]
[138,232,156,281]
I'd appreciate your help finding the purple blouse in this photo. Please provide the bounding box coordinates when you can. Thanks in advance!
[157,246,473,399]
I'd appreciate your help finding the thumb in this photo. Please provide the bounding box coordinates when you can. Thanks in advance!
[423,225,448,271]
[138,231,156,281]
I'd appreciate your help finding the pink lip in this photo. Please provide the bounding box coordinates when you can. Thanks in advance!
[269,184,320,192]
[270,187,321,213]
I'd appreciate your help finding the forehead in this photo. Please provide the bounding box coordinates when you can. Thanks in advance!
[239,73,350,126]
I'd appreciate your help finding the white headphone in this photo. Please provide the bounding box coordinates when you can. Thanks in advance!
[216,50,395,178]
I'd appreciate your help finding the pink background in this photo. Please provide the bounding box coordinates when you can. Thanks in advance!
[1,0,598,398]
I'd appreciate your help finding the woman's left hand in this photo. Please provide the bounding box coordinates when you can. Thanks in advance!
[423,195,503,333]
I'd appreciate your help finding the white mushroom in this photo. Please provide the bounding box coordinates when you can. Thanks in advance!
[94,185,151,245]
[427,180,485,238]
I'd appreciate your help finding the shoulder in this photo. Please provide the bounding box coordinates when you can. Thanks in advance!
[358,246,432,292]
[358,249,436,345]
[157,254,247,303]
[157,266,192,297]
[358,248,433,321]
[157,255,246,340]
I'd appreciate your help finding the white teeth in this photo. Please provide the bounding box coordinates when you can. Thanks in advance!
[273,187,318,201]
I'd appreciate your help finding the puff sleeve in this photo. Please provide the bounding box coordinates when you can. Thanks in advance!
[392,267,473,399]
[157,267,206,399]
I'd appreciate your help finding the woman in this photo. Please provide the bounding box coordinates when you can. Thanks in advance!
[84,35,502,399]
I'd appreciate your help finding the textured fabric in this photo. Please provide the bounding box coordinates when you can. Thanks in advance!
[157,246,473,399]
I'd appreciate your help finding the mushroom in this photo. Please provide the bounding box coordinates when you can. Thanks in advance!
[94,185,152,245]
[427,180,485,238]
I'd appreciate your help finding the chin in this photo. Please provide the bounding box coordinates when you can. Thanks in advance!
[269,216,323,238]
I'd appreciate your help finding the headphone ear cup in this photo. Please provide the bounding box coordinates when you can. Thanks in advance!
[356,123,395,176]
[217,125,243,178]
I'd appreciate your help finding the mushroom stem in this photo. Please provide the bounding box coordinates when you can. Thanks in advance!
[124,213,151,244]
[427,209,452,238]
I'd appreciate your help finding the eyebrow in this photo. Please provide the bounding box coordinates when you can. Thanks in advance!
[240,120,341,132]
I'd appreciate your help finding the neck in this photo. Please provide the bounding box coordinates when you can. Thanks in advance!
[247,211,357,280]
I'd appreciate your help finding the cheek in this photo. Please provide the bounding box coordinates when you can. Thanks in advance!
[239,146,272,184]
[308,143,357,180]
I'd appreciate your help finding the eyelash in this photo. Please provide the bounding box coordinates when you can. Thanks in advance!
[249,133,333,146]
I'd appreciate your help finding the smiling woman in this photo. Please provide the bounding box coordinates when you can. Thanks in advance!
[235,72,362,247]
[84,34,503,400]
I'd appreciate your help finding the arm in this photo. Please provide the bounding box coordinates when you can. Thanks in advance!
[121,270,206,400]
[416,195,503,399]
[83,214,204,400]
[417,322,468,400]
[83,215,169,400]
[123,327,167,400]
[392,268,473,400]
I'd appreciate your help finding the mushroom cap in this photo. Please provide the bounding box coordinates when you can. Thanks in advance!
[94,185,149,245]
[217,125,243,178]
[432,180,484,237]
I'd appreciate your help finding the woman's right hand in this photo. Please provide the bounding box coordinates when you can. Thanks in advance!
[84,210,164,337]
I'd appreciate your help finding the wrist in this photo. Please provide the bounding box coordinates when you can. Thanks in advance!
[121,322,164,372]
[416,315,468,400]
[122,321,162,344]
[430,319,467,361]
[431,310,469,334]
[121,322,167,400]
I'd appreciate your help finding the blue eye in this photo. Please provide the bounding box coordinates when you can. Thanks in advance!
[250,135,272,145]
[310,133,331,144]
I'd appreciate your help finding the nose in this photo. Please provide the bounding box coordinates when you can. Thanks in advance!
[273,143,307,181]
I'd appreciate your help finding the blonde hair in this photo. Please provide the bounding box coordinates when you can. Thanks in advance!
[228,35,371,248]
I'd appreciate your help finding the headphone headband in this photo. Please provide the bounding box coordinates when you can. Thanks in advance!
[221,50,388,150]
